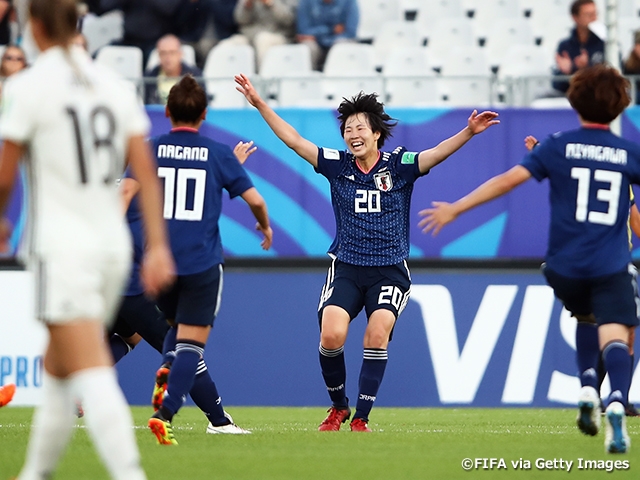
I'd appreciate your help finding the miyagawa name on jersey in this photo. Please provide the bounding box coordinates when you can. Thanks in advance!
[565,143,627,164]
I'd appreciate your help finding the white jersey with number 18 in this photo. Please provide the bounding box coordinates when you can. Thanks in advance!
[0,45,150,258]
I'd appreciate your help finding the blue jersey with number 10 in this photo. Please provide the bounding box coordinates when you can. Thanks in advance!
[315,146,425,266]
[521,127,640,278]
[151,128,253,275]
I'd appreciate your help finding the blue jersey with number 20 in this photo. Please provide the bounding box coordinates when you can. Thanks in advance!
[521,127,640,278]
[151,128,253,275]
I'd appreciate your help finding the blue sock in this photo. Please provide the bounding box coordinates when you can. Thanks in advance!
[575,322,599,389]
[160,340,204,420]
[603,342,631,408]
[319,344,348,409]
[354,348,388,422]
[189,359,229,426]
[161,326,177,366]
[109,334,132,363]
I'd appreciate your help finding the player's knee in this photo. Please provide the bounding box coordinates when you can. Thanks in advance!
[320,329,346,350]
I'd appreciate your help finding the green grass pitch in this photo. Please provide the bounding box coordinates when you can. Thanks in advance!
[0,406,638,479]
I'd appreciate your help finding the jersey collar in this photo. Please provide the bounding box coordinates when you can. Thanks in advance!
[581,124,610,130]
[170,127,199,133]
[355,151,381,174]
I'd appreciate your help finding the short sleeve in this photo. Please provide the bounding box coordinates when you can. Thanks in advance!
[314,147,346,180]
[394,149,423,183]
[218,145,254,198]
[0,76,36,144]
[520,140,553,182]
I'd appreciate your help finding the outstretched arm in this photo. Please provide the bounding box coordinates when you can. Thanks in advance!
[417,110,499,173]
[418,165,531,235]
[241,187,273,250]
[235,73,319,166]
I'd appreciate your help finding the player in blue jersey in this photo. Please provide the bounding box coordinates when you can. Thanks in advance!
[146,75,272,445]
[420,64,638,453]
[235,73,499,432]
[525,134,640,419]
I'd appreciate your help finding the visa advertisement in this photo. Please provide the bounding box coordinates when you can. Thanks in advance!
[2,269,638,408]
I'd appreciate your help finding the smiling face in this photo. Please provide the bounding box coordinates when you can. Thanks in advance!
[343,113,381,160]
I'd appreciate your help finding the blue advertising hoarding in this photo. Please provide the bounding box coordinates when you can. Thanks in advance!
[115,269,640,407]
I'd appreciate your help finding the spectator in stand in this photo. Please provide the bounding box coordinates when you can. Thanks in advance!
[0,44,27,100]
[0,0,13,45]
[211,0,240,41]
[552,0,604,94]
[296,0,358,71]
[144,34,203,105]
[98,0,183,66]
[218,0,297,70]
[623,30,640,105]
[174,0,215,67]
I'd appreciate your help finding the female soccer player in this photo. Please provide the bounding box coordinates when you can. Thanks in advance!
[0,1,174,478]
[235,73,498,432]
[420,64,638,454]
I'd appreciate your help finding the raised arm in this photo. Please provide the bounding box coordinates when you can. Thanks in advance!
[418,165,531,236]
[241,187,273,250]
[235,73,319,166]
[417,110,499,173]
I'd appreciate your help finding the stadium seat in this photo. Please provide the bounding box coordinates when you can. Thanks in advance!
[382,46,440,106]
[438,45,492,106]
[483,18,535,68]
[357,0,403,41]
[532,15,573,51]
[498,45,554,106]
[323,43,382,103]
[203,44,255,108]
[617,0,640,18]
[95,45,143,81]
[373,21,423,69]
[81,10,124,56]
[259,44,318,106]
[424,17,476,68]
[467,0,523,36]
[413,0,465,32]
[145,44,197,72]
[529,96,571,108]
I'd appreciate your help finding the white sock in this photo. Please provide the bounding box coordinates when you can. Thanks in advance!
[19,372,76,480]
[69,367,146,480]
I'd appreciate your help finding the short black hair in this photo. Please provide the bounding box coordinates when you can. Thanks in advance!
[166,74,207,123]
[337,92,397,148]
[570,0,594,16]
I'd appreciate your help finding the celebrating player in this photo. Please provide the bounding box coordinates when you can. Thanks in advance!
[420,64,637,454]
[147,75,272,445]
[0,0,174,479]
[235,73,499,432]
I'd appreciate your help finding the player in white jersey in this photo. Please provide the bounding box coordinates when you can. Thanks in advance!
[0,1,175,479]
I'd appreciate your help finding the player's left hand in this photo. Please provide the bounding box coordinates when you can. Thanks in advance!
[141,244,176,296]
[0,218,12,253]
[467,110,500,135]
[257,223,273,250]
[234,140,258,164]
[524,135,538,151]
[418,202,458,236]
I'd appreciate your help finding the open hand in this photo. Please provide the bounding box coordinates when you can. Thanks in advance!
[234,140,257,164]
[257,223,273,250]
[524,135,538,151]
[467,110,500,135]
[235,73,263,108]
[418,202,458,236]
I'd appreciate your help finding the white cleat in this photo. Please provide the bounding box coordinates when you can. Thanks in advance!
[576,386,601,436]
[605,402,630,454]
[206,411,251,435]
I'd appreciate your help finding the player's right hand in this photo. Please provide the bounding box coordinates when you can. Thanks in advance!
[141,244,176,296]
[235,73,262,107]
[234,140,258,164]
[257,223,273,250]
[0,218,12,254]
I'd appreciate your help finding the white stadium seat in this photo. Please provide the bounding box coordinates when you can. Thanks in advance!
[95,45,143,81]
[498,45,554,106]
[382,46,440,106]
[373,21,423,69]
[81,10,123,55]
[357,0,403,41]
[438,45,491,106]
[259,44,319,106]
[424,17,475,68]
[323,43,382,103]
[483,18,535,68]
[203,44,255,108]
[467,0,523,37]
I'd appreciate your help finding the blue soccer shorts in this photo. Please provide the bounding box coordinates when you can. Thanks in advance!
[317,258,411,324]
[157,264,223,327]
[543,264,640,327]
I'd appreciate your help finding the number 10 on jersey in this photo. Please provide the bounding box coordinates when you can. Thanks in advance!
[158,167,206,221]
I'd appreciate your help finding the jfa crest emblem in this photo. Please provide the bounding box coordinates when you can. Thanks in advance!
[373,171,393,191]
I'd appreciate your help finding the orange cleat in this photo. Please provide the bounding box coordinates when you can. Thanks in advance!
[0,383,16,407]
[350,418,372,432]
[318,406,351,431]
